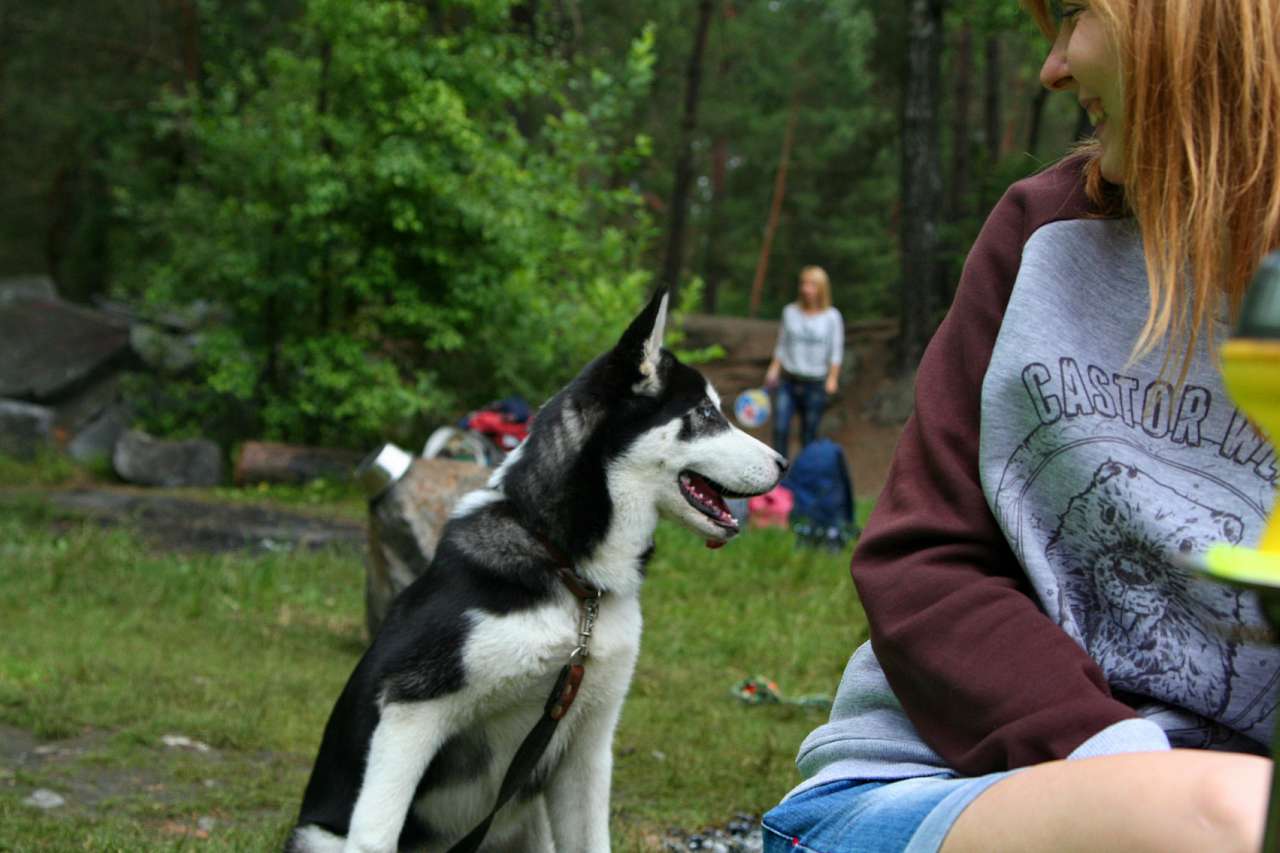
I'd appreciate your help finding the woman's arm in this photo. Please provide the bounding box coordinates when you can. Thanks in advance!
[824,362,839,395]
[825,310,844,394]
[766,307,790,388]
[765,356,782,389]
[851,161,1144,775]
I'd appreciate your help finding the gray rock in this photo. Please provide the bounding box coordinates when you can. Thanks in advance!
[23,788,66,810]
[93,297,226,333]
[67,402,132,465]
[52,373,122,438]
[113,429,224,487]
[0,275,58,305]
[0,298,131,401]
[365,455,490,638]
[0,399,55,461]
[130,324,198,374]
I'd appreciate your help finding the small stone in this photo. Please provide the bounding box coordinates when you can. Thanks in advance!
[161,734,211,752]
[651,749,667,762]
[24,788,66,809]
[197,816,217,833]
[0,399,55,460]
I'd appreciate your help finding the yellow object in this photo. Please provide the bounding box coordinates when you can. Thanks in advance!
[1202,543,1280,588]
[1219,338,1280,553]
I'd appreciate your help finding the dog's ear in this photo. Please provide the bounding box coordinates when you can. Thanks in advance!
[613,288,669,396]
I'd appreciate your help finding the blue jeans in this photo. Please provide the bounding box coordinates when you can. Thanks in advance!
[773,375,827,457]
[762,773,1015,853]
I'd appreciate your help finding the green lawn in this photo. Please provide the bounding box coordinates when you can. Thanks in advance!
[0,467,868,851]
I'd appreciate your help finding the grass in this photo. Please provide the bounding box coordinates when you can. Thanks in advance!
[0,462,870,850]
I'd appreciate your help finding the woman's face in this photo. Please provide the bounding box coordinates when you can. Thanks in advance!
[1040,1,1125,183]
[799,274,822,308]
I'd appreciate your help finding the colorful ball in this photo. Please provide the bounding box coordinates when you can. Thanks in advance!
[734,388,772,428]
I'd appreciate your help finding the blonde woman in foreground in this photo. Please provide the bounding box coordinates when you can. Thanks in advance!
[763,0,1280,850]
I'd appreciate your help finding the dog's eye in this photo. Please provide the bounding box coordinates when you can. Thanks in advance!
[699,401,718,418]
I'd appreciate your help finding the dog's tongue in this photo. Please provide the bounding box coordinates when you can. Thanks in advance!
[705,538,725,549]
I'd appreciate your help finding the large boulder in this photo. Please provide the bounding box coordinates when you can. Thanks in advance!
[0,399,55,461]
[0,298,131,401]
[365,456,490,638]
[113,429,225,487]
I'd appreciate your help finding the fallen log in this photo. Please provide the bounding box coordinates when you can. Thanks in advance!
[233,440,363,486]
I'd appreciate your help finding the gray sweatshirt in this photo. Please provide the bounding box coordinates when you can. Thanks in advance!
[789,157,1277,796]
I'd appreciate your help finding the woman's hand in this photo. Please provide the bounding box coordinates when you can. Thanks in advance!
[765,364,781,390]
[825,375,838,395]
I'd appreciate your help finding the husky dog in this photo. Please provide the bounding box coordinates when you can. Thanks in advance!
[288,290,786,852]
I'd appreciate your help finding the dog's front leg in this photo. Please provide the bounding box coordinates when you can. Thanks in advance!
[545,697,625,853]
[343,701,449,853]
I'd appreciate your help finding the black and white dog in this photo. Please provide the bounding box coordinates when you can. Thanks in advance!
[288,290,786,852]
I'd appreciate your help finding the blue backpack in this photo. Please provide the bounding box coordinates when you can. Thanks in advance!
[783,438,858,548]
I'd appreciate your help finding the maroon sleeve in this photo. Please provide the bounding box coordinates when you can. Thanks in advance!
[851,158,1141,775]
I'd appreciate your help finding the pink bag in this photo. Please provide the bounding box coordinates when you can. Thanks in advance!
[748,485,794,529]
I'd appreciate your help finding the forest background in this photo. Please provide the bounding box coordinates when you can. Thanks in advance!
[0,0,1086,450]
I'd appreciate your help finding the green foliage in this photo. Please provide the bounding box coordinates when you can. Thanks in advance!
[0,451,93,488]
[110,0,657,448]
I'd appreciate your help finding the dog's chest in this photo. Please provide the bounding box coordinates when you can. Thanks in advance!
[461,593,642,697]
[409,594,642,838]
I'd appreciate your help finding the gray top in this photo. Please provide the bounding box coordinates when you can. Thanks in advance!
[774,304,844,380]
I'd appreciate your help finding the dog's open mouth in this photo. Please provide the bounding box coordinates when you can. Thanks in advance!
[679,470,744,548]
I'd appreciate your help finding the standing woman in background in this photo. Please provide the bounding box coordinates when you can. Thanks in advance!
[764,265,844,458]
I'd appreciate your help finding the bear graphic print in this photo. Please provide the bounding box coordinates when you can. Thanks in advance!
[1048,460,1247,720]
[984,360,1279,748]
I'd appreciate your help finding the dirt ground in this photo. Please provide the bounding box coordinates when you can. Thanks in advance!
[0,486,367,554]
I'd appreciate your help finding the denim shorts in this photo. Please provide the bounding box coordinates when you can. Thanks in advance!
[761,772,1017,853]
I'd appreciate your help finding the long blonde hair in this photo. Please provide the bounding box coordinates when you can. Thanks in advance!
[1024,0,1280,379]
[796,265,833,311]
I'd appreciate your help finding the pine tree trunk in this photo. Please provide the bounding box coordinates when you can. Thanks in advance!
[1026,84,1050,156]
[659,0,715,302]
[171,0,201,87]
[941,22,973,307]
[947,23,972,220]
[748,97,799,318]
[898,0,945,373]
[701,136,729,313]
[983,34,1002,163]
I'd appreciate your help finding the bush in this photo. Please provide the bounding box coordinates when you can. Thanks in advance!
[111,0,656,448]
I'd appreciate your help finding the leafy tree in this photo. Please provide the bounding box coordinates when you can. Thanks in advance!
[111,0,657,447]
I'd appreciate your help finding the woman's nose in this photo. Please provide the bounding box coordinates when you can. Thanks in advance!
[1039,30,1074,91]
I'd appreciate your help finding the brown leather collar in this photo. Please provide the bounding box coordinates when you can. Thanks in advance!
[533,532,603,600]
[555,565,602,601]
